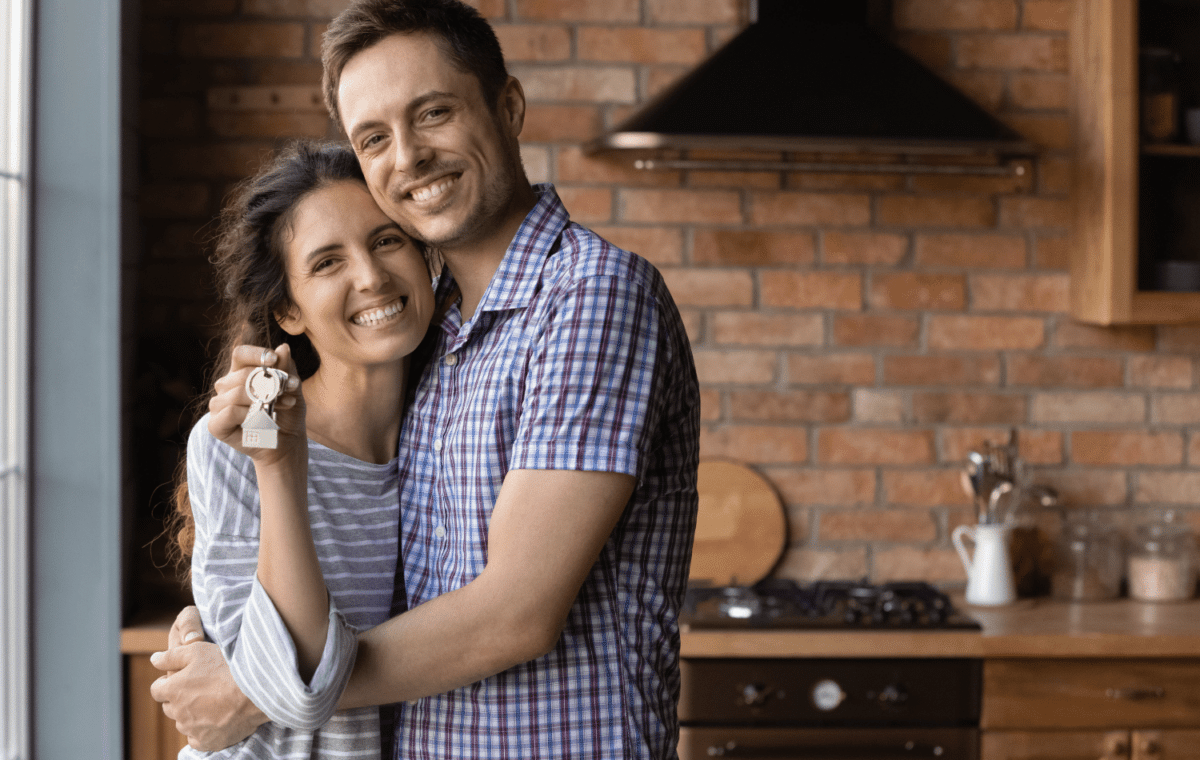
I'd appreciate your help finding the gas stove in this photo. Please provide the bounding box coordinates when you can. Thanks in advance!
[682,578,981,630]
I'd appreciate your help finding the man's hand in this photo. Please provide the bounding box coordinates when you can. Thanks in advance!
[149,607,267,750]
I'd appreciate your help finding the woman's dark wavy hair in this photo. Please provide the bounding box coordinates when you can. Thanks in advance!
[168,139,369,570]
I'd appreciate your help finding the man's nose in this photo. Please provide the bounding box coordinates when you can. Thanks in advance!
[393,127,434,175]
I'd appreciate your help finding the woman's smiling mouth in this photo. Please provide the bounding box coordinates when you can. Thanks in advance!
[350,297,406,326]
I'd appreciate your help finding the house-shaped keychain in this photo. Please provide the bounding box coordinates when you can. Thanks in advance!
[242,406,280,449]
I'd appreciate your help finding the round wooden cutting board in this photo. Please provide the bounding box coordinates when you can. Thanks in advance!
[690,460,787,586]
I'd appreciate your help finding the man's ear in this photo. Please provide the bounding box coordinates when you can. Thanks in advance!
[275,305,304,336]
[497,76,526,139]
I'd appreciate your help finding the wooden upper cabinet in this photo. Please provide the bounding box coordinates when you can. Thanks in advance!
[1070,0,1200,323]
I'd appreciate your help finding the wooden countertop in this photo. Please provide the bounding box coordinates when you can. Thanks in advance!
[680,595,1200,659]
[124,596,1200,659]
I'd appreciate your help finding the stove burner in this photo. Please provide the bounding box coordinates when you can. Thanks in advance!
[683,579,980,630]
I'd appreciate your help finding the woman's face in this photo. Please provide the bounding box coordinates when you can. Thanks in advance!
[277,179,434,369]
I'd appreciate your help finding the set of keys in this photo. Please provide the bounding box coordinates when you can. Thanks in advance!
[241,366,289,449]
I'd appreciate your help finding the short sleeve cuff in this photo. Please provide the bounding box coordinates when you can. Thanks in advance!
[227,579,358,731]
[508,439,641,478]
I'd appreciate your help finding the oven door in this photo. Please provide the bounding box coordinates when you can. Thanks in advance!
[679,727,979,760]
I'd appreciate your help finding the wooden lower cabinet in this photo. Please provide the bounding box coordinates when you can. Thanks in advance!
[982,660,1200,760]
[127,654,189,760]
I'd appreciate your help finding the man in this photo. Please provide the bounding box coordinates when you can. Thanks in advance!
[149,1,700,758]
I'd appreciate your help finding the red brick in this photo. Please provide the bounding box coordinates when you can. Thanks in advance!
[820,510,937,542]
[1129,355,1193,389]
[927,315,1045,350]
[1000,197,1073,233]
[521,145,550,184]
[1158,326,1200,352]
[1003,114,1071,150]
[893,0,1018,30]
[1038,159,1071,196]
[555,147,682,187]
[589,225,683,266]
[878,195,996,228]
[1031,392,1146,424]
[577,27,707,64]
[956,34,1068,71]
[1135,472,1200,505]
[646,0,741,24]
[461,0,507,17]
[1022,0,1072,31]
[854,390,905,423]
[761,272,863,310]
[147,223,209,260]
[660,269,753,307]
[729,391,852,423]
[1035,235,1070,270]
[515,0,639,22]
[912,392,1026,424]
[771,469,876,506]
[1018,429,1066,464]
[493,24,571,61]
[776,548,869,582]
[833,315,920,347]
[884,469,973,507]
[818,429,936,465]
[146,143,275,179]
[514,64,636,102]
[788,354,877,385]
[688,170,781,190]
[941,427,1063,465]
[971,273,1070,312]
[908,159,1032,194]
[893,32,953,70]
[1151,394,1200,425]
[140,183,211,218]
[699,389,721,422]
[693,350,776,384]
[916,233,1027,268]
[178,23,305,58]
[786,172,906,192]
[700,425,807,463]
[940,427,1018,463]
[884,355,1001,386]
[555,186,612,222]
[206,85,325,111]
[242,0,348,15]
[255,60,326,85]
[1010,73,1069,109]
[1007,355,1124,387]
[143,0,237,15]
[823,231,909,265]
[874,547,966,583]
[1038,470,1128,507]
[869,272,966,310]
[621,188,742,224]
[520,105,603,142]
[1072,431,1183,466]
[680,310,702,344]
[749,192,872,226]
[692,230,815,266]
[1052,322,1156,351]
[207,111,330,138]
[140,98,202,138]
[645,65,691,100]
[710,312,823,346]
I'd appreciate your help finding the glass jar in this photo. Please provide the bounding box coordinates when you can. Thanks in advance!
[1141,47,1182,143]
[1127,521,1197,602]
[1050,515,1124,601]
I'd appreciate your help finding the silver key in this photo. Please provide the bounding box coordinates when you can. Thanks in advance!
[242,367,288,449]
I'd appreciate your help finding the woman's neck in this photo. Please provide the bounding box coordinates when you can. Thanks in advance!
[301,358,406,464]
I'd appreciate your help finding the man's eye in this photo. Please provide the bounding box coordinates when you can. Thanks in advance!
[375,235,405,250]
[362,134,384,149]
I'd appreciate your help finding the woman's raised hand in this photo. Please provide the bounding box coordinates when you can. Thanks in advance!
[208,343,306,465]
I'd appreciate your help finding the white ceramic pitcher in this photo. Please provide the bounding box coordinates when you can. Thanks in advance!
[952,523,1017,606]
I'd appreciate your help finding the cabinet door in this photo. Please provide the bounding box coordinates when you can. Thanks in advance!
[1133,731,1200,760]
[127,654,189,760]
[982,731,1129,760]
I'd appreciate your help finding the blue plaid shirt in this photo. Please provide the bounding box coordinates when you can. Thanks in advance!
[391,185,699,759]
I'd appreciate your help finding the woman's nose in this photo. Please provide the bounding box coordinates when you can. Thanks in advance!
[351,253,389,291]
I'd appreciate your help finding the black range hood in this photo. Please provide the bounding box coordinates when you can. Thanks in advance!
[585,0,1037,174]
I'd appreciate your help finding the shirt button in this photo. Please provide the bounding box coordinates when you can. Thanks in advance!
[432,438,443,452]
[434,526,447,538]
[443,353,458,367]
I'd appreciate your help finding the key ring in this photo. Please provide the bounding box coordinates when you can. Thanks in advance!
[242,367,289,449]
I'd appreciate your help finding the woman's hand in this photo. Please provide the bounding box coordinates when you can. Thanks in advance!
[208,343,305,467]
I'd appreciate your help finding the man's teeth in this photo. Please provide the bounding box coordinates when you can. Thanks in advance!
[410,176,456,202]
[352,299,404,326]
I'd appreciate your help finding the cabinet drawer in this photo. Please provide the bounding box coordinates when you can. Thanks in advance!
[983,660,1200,729]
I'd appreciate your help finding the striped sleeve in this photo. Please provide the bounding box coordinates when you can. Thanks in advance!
[186,418,358,732]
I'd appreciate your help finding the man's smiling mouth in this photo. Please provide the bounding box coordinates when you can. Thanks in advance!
[409,175,458,202]
[351,297,406,326]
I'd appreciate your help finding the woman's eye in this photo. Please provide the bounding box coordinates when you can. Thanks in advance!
[312,258,335,272]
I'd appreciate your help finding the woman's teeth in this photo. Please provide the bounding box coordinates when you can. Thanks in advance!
[352,299,404,326]
[410,176,456,202]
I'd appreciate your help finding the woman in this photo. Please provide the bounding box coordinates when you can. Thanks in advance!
[170,140,434,758]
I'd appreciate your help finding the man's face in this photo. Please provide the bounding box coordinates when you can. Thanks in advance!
[337,33,525,252]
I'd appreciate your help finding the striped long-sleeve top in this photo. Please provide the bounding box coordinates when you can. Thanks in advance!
[181,416,400,759]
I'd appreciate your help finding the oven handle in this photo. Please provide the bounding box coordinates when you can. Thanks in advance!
[704,741,954,759]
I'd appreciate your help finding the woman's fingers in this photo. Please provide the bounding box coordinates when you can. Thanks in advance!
[229,344,279,373]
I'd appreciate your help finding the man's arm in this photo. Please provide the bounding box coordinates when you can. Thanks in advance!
[152,467,634,746]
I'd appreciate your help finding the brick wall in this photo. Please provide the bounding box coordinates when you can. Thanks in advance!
[136,0,1200,589]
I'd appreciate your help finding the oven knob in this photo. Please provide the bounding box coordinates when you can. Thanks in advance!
[877,683,910,707]
[811,679,847,711]
[741,683,771,706]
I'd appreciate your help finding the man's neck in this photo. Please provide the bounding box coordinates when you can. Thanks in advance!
[441,183,539,322]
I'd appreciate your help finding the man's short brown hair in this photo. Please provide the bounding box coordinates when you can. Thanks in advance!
[321,0,508,131]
